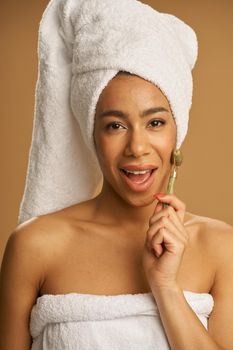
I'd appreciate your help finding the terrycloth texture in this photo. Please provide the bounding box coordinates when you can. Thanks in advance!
[30,290,214,349]
[18,0,198,224]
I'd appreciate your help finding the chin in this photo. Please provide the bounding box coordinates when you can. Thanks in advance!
[118,191,156,208]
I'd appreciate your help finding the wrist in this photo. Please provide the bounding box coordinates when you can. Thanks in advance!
[152,283,182,299]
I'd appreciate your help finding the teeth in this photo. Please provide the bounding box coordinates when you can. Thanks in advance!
[124,169,151,175]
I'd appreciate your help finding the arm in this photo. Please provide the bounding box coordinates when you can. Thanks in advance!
[142,193,233,350]
[0,220,47,350]
[207,225,233,349]
[153,285,227,350]
[153,223,233,350]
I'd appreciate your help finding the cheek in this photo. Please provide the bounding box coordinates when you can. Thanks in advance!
[161,122,176,146]
[150,133,175,152]
[150,129,176,165]
[94,132,119,166]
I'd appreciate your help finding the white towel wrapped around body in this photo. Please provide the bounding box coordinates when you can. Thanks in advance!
[30,290,214,350]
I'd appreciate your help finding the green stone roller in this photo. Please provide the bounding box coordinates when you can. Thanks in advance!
[163,149,183,208]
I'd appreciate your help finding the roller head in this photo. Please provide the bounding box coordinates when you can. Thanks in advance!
[171,149,183,166]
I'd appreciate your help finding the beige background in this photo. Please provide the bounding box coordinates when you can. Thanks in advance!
[1,0,233,262]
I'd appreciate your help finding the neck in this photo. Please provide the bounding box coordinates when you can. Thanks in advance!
[93,181,165,232]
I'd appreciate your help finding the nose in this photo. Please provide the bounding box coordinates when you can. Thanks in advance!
[124,127,151,158]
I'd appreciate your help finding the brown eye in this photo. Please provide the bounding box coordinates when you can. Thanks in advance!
[150,119,165,128]
[106,122,124,130]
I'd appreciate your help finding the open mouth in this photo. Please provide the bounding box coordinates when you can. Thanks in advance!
[120,168,156,184]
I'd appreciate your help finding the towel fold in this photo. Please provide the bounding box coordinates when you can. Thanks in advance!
[30,290,214,350]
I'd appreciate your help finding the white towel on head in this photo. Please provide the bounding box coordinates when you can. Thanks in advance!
[29,290,214,350]
[18,0,198,225]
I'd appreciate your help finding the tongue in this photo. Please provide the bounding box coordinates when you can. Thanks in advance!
[127,171,152,184]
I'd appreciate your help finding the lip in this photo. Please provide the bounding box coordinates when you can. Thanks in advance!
[119,168,157,193]
[120,164,157,171]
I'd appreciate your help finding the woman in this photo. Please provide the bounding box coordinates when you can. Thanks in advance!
[0,0,233,349]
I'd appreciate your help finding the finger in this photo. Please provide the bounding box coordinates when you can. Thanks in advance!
[150,228,165,257]
[154,200,163,214]
[155,193,186,222]
[148,201,163,225]
[148,200,168,226]
[164,206,187,238]
[155,193,185,212]
[151,227,186,257]
[150,204,182,229]
[147,215,183,243]
[147,216,189,245]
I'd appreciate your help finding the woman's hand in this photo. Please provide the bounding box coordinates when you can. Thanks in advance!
[142,193,189,293]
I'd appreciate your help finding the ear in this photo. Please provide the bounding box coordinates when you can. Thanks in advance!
[163,13,198,70]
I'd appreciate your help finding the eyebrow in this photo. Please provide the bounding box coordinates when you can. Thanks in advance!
[99,106,169,119]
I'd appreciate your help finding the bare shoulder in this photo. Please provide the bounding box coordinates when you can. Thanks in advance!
[186,211,233,242]
[0,213,70,349]
[1,214,63,291]
[186,211,233,270]
[2,207,79,276]
[188,215,233,349]
[5,200,94,271]
[8,200,94,263]
[10,208,79,260]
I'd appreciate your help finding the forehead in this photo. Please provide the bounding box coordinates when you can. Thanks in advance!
[96,74,172,113]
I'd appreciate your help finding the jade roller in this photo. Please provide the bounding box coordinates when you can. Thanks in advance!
[163,149,183,208]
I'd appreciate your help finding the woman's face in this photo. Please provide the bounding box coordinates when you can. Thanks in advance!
[93,74,177,205]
